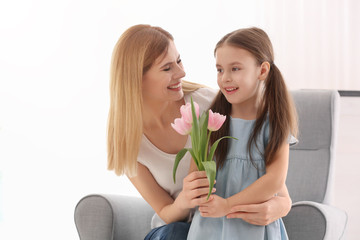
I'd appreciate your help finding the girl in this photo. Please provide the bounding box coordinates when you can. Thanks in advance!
[107,24,294,240]
[187,27,298,240]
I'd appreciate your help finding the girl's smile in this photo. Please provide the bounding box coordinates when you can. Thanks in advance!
[224,87,239,94]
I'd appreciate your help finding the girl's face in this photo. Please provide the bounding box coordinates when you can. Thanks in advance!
[216,45,265,115]
[142,40,186,104]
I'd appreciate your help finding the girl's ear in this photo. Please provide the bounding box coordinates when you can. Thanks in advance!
[259,61,270,81]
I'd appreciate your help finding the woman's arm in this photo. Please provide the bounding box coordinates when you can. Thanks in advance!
[226,184,292,225]
[129,162,211,224]
[199,142,289,217]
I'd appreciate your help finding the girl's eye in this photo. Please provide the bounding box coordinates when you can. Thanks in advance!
[217,68,223,73]
[232,67,240,71]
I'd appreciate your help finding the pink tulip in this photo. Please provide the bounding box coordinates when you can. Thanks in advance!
[180,102,199,124]
[208,110,226,131]
[171,117,192,135]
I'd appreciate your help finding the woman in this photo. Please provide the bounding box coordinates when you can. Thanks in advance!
[107,24,292,240]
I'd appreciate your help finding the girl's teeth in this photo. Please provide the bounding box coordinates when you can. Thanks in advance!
[226,87,238,91]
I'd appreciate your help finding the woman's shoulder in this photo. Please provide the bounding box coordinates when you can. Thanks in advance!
[193,87,219,97]
[185,87,218,113]
[185,87,218,108]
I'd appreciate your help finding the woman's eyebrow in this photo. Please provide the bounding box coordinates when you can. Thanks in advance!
[160,55,181,69]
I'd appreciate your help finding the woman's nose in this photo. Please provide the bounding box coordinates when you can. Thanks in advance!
[175,64,186,79]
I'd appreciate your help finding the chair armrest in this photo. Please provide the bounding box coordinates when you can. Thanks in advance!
[283,201,347,240]
[74,194,154,240]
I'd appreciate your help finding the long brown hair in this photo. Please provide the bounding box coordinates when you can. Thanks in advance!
[210,27,298,169]
[107,24,202,176]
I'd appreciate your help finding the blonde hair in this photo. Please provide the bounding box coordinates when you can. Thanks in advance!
[107,24,202,176]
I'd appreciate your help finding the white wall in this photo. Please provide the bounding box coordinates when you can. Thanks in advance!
[0,0,358,239]
[334,97,360,239]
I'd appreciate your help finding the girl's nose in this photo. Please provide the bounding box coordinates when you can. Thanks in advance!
[221,71,232,82]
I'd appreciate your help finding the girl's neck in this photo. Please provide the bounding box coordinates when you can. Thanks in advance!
[230,100,259,120]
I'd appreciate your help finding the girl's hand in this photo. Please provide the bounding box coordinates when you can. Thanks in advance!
[198,195,230,218]
[175,171,216,210]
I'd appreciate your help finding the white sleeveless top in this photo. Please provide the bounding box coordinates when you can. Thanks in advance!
[137,87,218,228]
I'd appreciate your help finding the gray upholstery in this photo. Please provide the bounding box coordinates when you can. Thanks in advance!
[74,90,347,240]
[282,90,347,239]
[75,194,154,240]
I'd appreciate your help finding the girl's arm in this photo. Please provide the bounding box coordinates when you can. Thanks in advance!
[129,162,211,224]
[199,142,289,218]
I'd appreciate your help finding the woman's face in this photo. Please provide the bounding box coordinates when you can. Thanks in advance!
[142,40,186,104]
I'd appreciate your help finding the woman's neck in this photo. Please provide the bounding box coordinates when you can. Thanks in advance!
[142,98,184,131]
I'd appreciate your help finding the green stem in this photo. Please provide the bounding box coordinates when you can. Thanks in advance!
[205,131,212,161]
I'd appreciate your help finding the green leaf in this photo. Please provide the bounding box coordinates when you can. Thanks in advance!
[173,148,188,183]
[202,161,216,200]
[207,136,238,162]
[188,148,202,171]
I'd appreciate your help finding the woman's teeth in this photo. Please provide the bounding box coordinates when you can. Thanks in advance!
[168,83,181,89]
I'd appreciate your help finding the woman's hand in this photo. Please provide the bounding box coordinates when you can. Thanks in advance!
[226,188,292,225]
[175,171,215,210]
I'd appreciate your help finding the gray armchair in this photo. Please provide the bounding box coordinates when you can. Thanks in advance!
[74,89,347,240]
[283,90,347,239]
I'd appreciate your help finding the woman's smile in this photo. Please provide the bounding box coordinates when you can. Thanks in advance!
[168,82,182,91]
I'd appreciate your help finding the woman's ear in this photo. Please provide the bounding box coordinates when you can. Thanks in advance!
[259,61,270,81]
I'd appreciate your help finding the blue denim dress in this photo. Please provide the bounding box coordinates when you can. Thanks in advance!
[187,117,290,240]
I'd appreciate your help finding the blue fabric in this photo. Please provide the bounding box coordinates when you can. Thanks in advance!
[144,222,190,240]
[187,117,288,240]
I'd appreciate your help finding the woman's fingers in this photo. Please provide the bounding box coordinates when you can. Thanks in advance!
[181,170,217,207]
[184,171,207,182]
[186,187,215,203]
[226,203,273,226]
[229,204,259,213]
[192,195,214,206]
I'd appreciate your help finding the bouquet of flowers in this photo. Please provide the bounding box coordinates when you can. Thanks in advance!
[171,98,236,199]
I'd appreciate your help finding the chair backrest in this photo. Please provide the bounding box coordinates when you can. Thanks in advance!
[286,90,340,204]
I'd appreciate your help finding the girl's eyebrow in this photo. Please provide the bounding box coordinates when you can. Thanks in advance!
[230,61,243,66]
[216,61,244,67]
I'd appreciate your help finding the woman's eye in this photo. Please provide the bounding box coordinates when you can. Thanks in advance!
[177,59,182,64]
[163,67,171,71]
[217,68,223,73]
